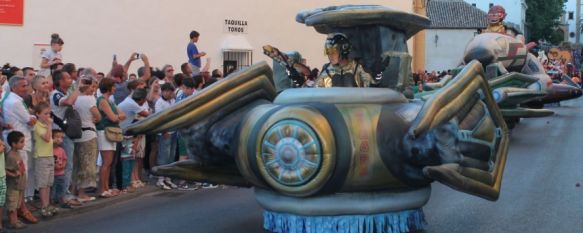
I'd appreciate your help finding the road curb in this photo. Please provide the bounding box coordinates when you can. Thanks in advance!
[41,186,162,221]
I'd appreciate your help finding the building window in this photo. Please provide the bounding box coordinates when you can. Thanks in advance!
[222,50,253,75]
[472,3,476,7]
[569,11,574,20]
[570,32,575,38]
[489,3,494,8]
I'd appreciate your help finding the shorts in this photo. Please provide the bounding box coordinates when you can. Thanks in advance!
[98,130,117,151]
[190,63,201,75]
[135,135,146,159]
[35,157,55,188]
[0,177,6,206]
[6,188,21,210]
[121,137,135,160]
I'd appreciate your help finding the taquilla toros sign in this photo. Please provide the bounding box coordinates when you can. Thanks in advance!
[224,19,248,34]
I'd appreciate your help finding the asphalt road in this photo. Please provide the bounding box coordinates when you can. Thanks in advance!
[20,98,583,233]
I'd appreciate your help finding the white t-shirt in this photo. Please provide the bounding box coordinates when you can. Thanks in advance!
[73,95,97,142]
[2,92,33,152]
[118,96,147,130]
[50,89,68,130]
[39,49,62,77]
[154,97,175,134]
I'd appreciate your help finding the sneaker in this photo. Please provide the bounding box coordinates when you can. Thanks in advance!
[177,184,198,191]
[202,183,218,189]
[98,191,113,198]
[156,180,171,190]
[40,208,54,218]
[48,205,59,215]
[164,179,178,189]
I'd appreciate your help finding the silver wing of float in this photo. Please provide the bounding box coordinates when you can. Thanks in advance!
[126,62,277,135]
[126,62,277,186]
[489,72,553,118]
[407,60,510,201]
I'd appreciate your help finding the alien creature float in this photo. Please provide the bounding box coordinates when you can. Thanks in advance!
[418,5,581,128]
[128,5,510,233]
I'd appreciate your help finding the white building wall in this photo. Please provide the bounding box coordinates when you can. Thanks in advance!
[463,0,527,33]
[425,29,477,72]
[0,0,411,74]
[565,0,578,43]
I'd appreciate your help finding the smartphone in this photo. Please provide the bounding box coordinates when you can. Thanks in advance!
[113,54,117,62]
[135,53,140,59]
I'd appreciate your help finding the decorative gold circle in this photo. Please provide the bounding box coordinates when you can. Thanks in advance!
[255,106,336,197]
[261,120,322,186]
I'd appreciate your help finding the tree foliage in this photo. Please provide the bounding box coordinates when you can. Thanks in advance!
[526,0,566,44]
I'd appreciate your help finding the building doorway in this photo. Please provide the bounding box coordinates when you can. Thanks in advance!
[223,50,253,76]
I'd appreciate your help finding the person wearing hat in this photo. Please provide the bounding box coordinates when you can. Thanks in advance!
[316,33,376,88]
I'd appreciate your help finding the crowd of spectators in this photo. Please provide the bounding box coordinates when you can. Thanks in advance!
[0,31,224,231]
[412,69,452,92]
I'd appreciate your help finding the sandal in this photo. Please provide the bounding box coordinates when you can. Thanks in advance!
[98,191,113,198]
[77,196,96,203]
[132,180,144,189]
[109,189,120,196]
[18,211,38,224]
[64,199,82,207]
[8,220,26,229]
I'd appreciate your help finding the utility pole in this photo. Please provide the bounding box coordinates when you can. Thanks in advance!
[577,0,581,43]
[413,0,427,73]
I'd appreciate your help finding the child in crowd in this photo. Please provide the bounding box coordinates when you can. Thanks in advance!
[33,102,58,217]
[174,77,200,190]
[120,136,139,193]
[155,83,177,190]
[0,139,7,232]
[51,129,69,208]
[5,131,32,229]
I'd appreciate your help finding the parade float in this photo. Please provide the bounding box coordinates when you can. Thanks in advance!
[415,5,581,128]
[128,5,511,233]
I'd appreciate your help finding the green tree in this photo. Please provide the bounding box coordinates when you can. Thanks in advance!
[526,0,565,44]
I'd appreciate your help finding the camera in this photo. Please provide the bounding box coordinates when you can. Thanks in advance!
[135,53,140,59]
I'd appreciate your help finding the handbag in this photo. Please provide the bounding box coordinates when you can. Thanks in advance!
[104,127,123,142]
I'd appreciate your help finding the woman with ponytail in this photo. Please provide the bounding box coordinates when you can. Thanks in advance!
[39,33,64,77]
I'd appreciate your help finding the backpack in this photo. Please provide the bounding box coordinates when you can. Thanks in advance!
[52,106,83,139]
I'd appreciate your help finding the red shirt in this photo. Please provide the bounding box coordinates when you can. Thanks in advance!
[53,146,67,176]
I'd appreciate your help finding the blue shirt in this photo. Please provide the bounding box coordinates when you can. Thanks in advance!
[176,91,191,103]
[187,42,201,68]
